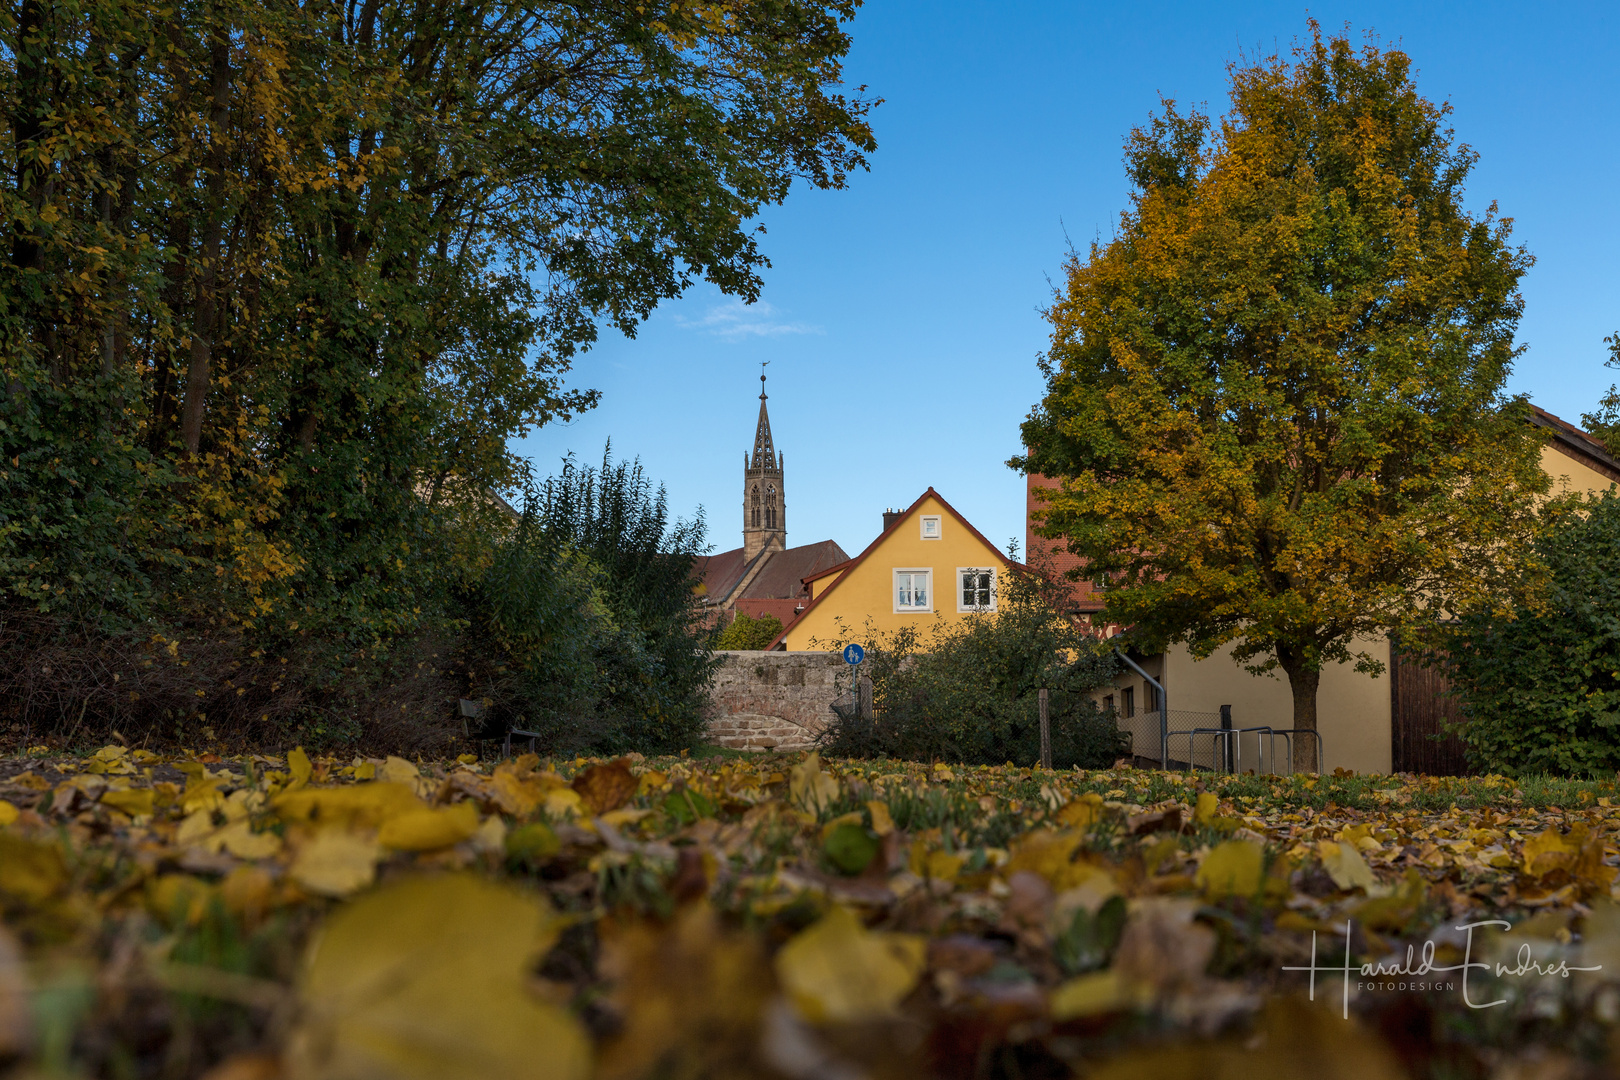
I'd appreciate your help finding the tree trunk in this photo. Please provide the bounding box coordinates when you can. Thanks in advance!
[1276,644,1323,774]
[179,21,229,456]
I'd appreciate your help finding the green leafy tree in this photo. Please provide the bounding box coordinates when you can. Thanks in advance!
[469,449,716,754]
[0,0,874,740]
[1580,332,1620,457]
[1014,25,1548,769]
[1443,494,1620,777]
[716,612,784,650]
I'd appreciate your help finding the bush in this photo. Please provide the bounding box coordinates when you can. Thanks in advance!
[1443,491,1620,777]
[716,613,784,650]
[463,449,717,755]
[814,564,1125,768]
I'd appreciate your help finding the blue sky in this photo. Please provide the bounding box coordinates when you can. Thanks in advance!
[517,1,1620,560]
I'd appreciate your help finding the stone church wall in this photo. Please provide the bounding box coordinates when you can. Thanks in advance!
[704,650,844,751]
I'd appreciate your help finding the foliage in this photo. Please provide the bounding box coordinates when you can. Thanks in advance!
[466,449,717,756]
[0,0,875,732]
[1580,331,1620,457]
[1442,492,1620,777]
[715,611,784,650]
[813,566,1125,768]
[5,747,1620,1077]
[1013,24,1548,765]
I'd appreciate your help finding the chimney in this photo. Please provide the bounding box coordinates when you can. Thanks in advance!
[883,508,904,533]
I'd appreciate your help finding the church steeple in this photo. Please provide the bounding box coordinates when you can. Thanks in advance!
[743,364,786,560]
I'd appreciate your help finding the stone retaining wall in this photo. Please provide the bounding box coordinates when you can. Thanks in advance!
[704,650,844,751]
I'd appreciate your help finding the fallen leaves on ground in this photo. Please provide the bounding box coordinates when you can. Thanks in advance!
[6,748,1620,1077]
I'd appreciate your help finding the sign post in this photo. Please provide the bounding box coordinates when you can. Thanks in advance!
[842,644,868,720]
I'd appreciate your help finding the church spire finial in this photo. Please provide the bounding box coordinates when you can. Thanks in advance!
[759,360,769,400]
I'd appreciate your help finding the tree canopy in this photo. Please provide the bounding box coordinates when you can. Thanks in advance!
[0,0,874,745]
[1014,25,1547,765]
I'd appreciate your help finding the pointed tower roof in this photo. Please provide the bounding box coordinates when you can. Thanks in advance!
[751,366,777,469]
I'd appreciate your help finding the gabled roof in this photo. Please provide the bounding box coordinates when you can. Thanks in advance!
[1531,405,1620,484]
[765,487,1018,650]
[692,539,848,607]
[747,540,847,598]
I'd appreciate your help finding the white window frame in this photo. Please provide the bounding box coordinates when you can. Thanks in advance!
[893,568,933,613]
[956,567,997,612]
[919,515,942,540]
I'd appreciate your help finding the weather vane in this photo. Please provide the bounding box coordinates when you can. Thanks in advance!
[759,360,769,398]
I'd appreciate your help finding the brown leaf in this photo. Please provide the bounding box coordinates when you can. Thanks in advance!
[572,759,638,816]
[597,904,774,1080]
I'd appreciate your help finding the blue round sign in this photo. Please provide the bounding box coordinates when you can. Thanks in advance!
[842,643,865,665]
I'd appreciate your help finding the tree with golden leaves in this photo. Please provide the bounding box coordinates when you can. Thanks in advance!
[1014,25,1548,770]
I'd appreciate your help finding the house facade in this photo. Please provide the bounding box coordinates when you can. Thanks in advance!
[1027,406,1620,775]
[692,373,848,629]
[771,488,1015,651]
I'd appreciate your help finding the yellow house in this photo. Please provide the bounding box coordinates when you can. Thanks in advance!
[771,488,1016,651]
[1071,406,1620,776]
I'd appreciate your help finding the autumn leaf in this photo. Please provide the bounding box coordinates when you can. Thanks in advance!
[571,759,638,816]
[286,874,586,1080]
[775,905,924,1024]
[290,831,381,898]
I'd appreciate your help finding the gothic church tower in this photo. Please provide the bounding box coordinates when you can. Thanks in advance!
[742,370,786,560]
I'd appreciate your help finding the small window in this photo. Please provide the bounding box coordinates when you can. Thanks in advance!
[920,515,942,540]
[1103,694,1114,712]
[1144,682,1160,713]
[1122,686,1134,718]
[957,568,995,611]
[894,569,931,612]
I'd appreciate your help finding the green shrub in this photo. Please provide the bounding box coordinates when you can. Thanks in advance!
[1443,491,1620,777]
[465,449,717,755]
[814,564,1124,768]
[715,613,784,650]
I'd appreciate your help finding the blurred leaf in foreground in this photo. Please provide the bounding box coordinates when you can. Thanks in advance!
[286,874,586,1080]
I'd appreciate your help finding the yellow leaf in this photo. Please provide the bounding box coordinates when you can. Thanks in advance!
[1194,791,1218,825]
[378,802,480,851]
[291,831,380,898]
[220,865,275,920]
[789,752,839,814]
[1049,969,1128,1019]
[1318,840,1377,892]
[275,782,424,829]
[1196,839,1263,899]
[287,746,313,790]
[286,874,587,1080]
[933,765,955,782]
[0,801,17,827]
[1003,828,1109,891]
[353,762,377,781]
[381,756,420,785]
[148,874,215,927]
[1522,826,1577,877]
[216,821,283,860]
[1057,792,1105,826]
[543,788,584,819]
[866,800,894,836]
[100,788,155,817]
[775,905,924,1024]
[0,835,65,904]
